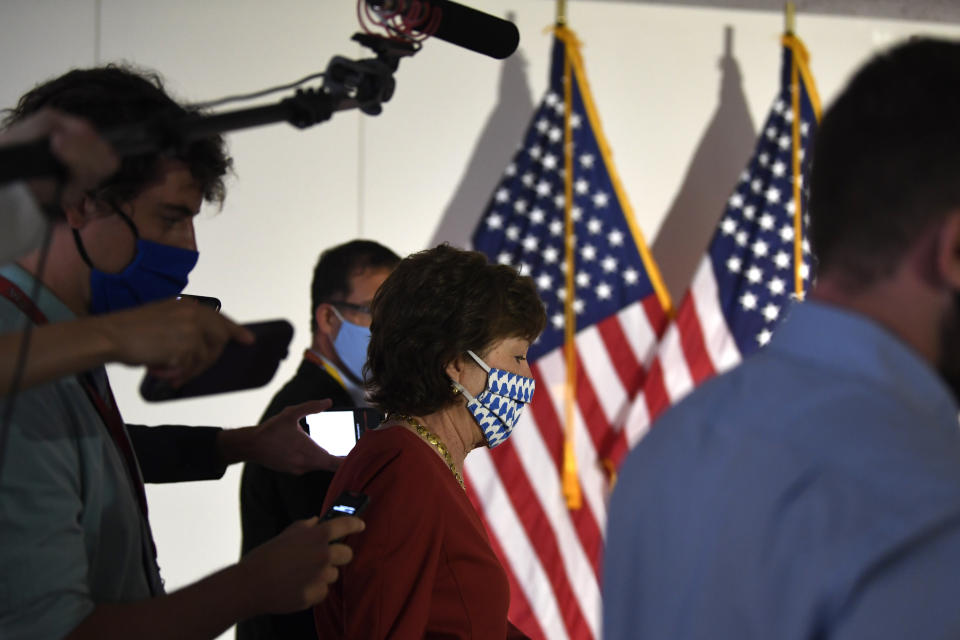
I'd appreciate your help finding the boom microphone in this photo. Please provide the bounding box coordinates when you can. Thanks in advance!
[365,0,520,60]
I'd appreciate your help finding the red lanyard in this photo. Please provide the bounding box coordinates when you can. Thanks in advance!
[303,348,324,369]
[0,274,149,518]
[0,275,46,326]
[304,349,350,389]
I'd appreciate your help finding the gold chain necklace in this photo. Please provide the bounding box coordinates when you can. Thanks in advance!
[390,414,464,489]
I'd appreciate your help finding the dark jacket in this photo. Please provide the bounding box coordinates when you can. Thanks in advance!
[237,357,353,640]
[127,424,226,483]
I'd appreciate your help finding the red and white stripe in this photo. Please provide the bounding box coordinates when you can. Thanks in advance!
[465,294,668,640]
[623,255,742,441]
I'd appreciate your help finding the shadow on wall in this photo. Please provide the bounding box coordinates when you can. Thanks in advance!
[652,25,756,301]
[429,14,535,250]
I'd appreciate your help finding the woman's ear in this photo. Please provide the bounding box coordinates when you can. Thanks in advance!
[445,354,467,383]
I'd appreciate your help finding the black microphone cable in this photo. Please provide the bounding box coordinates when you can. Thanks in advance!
[188,71,327,110]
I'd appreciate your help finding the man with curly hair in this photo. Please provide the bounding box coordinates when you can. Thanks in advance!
[0,66,362,640]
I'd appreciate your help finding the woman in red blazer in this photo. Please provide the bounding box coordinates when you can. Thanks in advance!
[314,244,545,639]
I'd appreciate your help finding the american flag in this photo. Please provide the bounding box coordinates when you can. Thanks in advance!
[624,34,822,436]
[464,27,672,640]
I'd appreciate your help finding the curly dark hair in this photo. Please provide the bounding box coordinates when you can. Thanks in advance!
[366,244,546,416]
[2,64,232,206]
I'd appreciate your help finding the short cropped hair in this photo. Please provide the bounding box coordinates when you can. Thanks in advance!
[310,240,401,332]
[809,38,960,286]
[2,64,231,206]
[366,244,546,416]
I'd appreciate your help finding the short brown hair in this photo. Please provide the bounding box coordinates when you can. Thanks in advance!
[366,244,545,415]
[310,240,400,333]
[810,38,960,286]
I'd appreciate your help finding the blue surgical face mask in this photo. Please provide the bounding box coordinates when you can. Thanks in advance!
[73,205,198,315]
[451,349,536,448]
[331,305,371,382]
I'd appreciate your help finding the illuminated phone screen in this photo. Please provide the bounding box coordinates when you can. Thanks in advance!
[333,504,356,515]
[304,411,358,457]
[176,294,221,311]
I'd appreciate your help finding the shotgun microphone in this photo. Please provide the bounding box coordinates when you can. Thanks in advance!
[364,0,519,60]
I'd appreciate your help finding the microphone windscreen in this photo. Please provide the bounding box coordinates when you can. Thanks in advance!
[365,0,519,60]
[427,0,520,60]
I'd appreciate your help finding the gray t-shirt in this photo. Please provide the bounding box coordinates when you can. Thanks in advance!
[0,183,46,265]
[0,263,162,639]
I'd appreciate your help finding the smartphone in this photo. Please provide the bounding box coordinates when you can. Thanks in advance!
[320,490,370,522]
[320,490,369,543]
[177,294,222,312]
[140,319,294,401]
[303,408,382,457]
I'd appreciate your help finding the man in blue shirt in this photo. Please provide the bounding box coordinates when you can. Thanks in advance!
[604,38,960,639]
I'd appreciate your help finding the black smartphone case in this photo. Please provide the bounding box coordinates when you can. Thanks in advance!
[140,319,293,401]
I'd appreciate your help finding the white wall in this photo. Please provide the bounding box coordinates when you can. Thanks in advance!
[3,1,960,637]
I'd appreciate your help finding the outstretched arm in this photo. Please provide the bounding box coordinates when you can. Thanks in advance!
[67,516,364,640]
[0,298,252,395]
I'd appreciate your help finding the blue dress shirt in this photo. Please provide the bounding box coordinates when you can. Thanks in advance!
[604,300,960,640]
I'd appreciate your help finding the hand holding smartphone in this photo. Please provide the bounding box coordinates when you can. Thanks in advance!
[303,408,382,456]
[140,319,293,401]
[321,490,370,521]
[321,491,370,543]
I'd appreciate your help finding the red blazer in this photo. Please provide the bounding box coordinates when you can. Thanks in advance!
[314,426,529,639]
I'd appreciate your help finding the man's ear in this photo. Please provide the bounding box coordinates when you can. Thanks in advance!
[936,211,960,290]
[315,303,341,339]
[62,194,100,230]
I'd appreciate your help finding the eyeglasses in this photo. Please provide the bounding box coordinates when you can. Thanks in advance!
[331,301,372,315]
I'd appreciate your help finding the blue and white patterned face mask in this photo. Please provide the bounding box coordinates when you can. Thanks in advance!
[452,349,535,448]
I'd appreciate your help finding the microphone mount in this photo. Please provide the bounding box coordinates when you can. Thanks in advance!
[0,34,419,184]
[324,33,419,116]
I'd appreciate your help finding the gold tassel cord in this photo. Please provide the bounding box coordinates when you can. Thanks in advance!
[782,7,823,300]
[553,24,676,503]
[555,27,673,318]
[789,35,805,300]
[561,26,582,511]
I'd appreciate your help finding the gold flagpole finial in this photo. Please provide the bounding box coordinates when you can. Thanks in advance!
[785,1,796,35]
[556,0,567,27]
